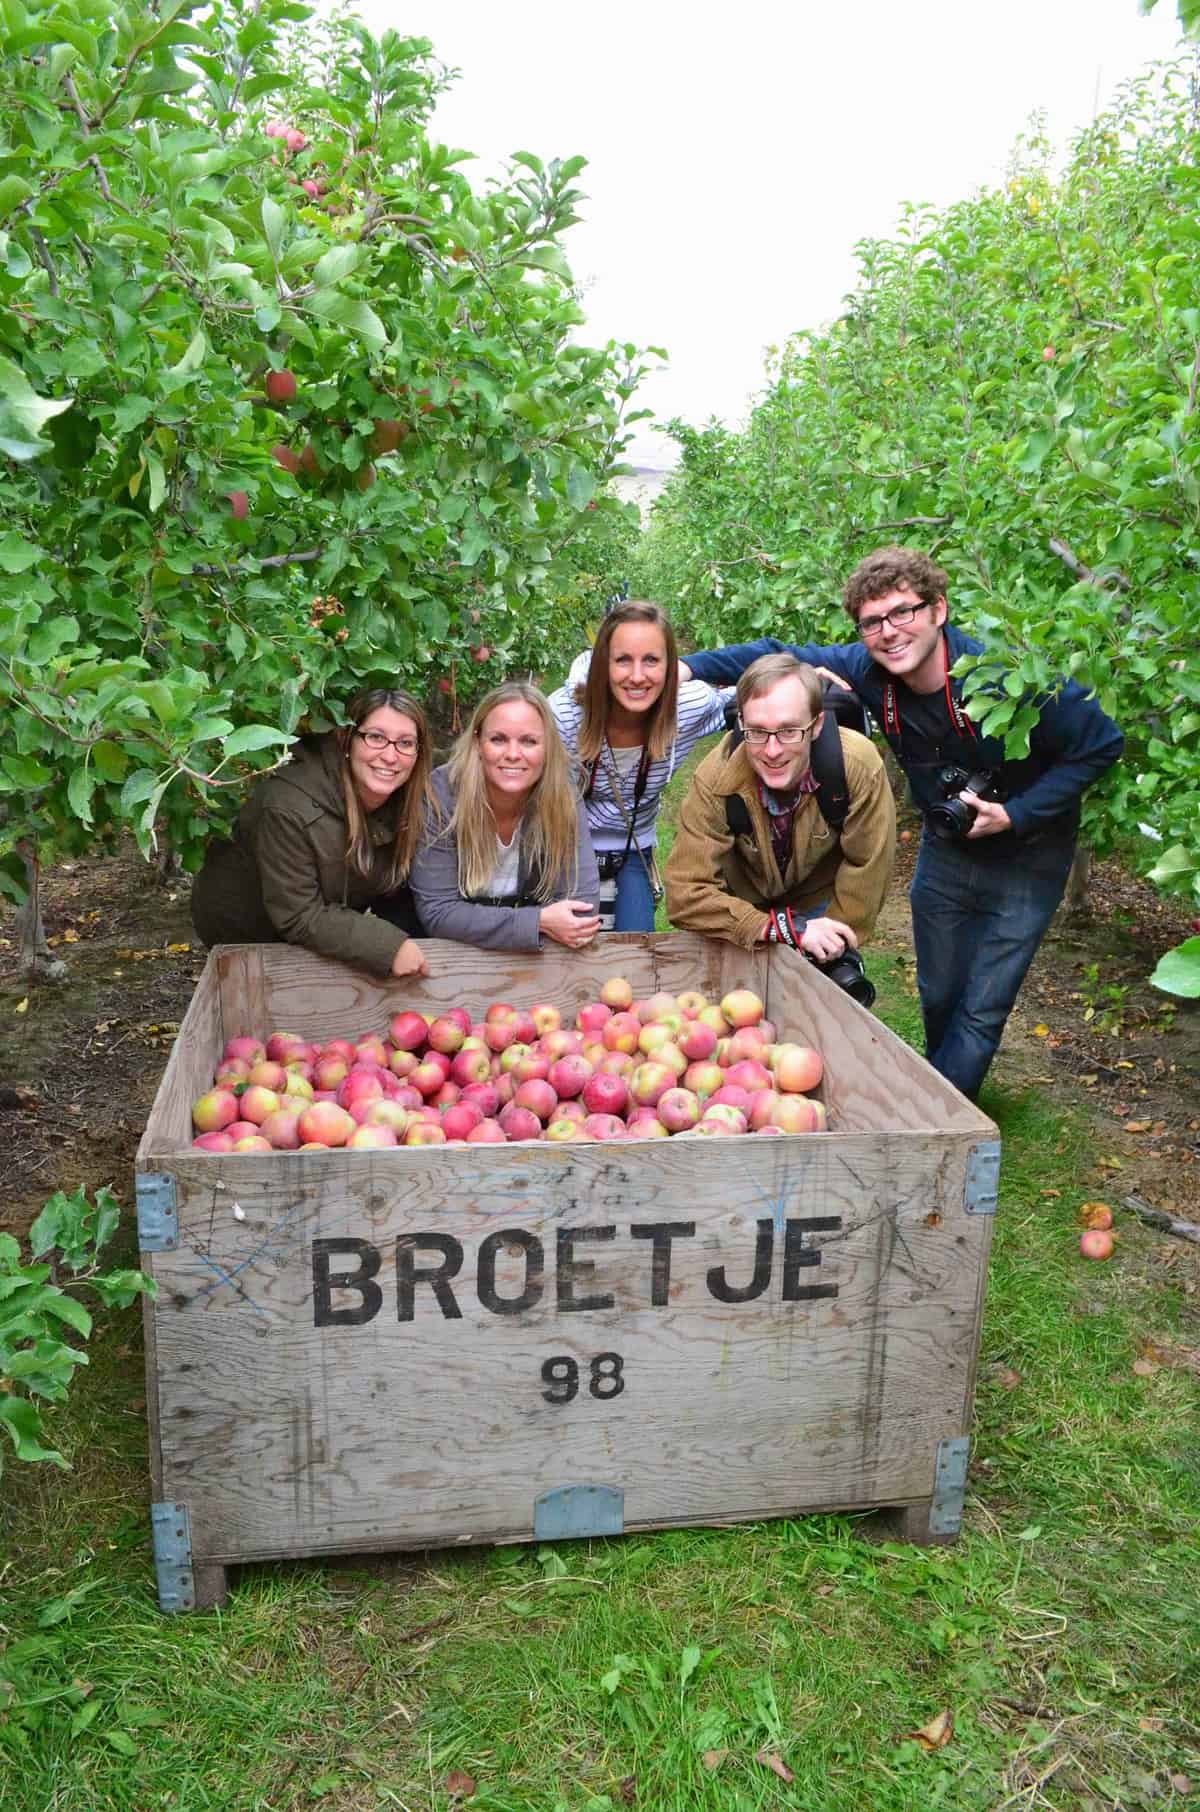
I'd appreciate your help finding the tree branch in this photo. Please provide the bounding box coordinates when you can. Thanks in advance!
[1048,536,1130,593]
[190,547,322,576]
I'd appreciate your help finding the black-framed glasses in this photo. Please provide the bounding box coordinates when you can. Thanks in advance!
[857,601,930,640]
[739,718,818,748]
[355,729,419,756]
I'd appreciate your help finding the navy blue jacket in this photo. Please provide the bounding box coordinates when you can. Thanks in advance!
[687,625,1123,845]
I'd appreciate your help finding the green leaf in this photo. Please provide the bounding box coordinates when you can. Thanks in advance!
[566,465,596,510]
[310,243,361,287]
[262,195,284,264]
[0,1396,67,1467]
[167,328,208,376]
[0,174,34,218]
[1150,937,1200,999]
[0,532,44,574]
[221,724,294,759]
[67,762,96,827]
[305,290,387,350]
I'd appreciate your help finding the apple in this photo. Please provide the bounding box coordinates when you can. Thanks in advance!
[600,976,634,1011]
[465,1118,507,1143]
[193,1131,235,1153]
[258,1109,302,1150]
[726,1027,768,1064]
[405,1122,447,1146]
[348,1124,398,1149]
[637,1022,673,1057]
[707,1085,752,1115]
[655,1043,688,1078]
[266,368,297,405]
[389,1010,428,1051]
[388,1048,419,1080]
[542,1029,582,1060]
[769,1095,822,1134]
[484,1017,518,1052]
[755,1124,785,1136]
[603,1012,642,1054]
[551,1098,588,1125]
[677,1020,718,1062]
[459,1081,500,1118]
[598,1050,634,1078]
[683,1061,723,1100]
[337,1073,384,1110]
[548,1055,592,1099]
[314,1056,349,1091]
[582,1071,629,1118]
[576,1001,612,1035]
[690,1119,738,1137]
[214,1057,251,1086]
[511,1010,538,1044]
[513,1078,557,1122]
[246,1060,288,1092]
[676,991,708,1018]
[298,1101,356,1147]
[223,1035,266,1066]
[232,1135,273,1152]
[657,1087,701,1133]
[1079,1202,1114,1231]
[629,1061,675,1108]
[720,988,764,1029]
[364,1101,411,1135]
[284,128,307,153]
[531,1003,562,1035]
[369,418,410,455]
[239,1085,281,1125]
[498,1042,531,1074]
[354,1035,389,1067]
[193,1088,240,1133]
[450,1047,492,1087]
[582,1113,627,1141]
[301,178,322,199]
[545,1118,585,1142]
[227,489,249,520]
[696,1004,727,1035]
[264,119,287,139]
[321,1038,356,1064]
[472,643,491,662]
[498,1104,542,1143]
[511,1050,551,1084]
[430,1081,461,1110]
[1080,1229,1114,1260]
[725,1059,772,1095]
[580,1039,606,1067]
[748,1089,780,1131]
[441,1102,484,1141]
[771,1044,824,1094]
[640,991,680,1024]
[485,1002,517,1025]
[493,1073,515,1107]
[409,1060,446,1098]
[701,1103,748,1134]
[627,1113,670,1140]
[758,1018,777,1045]
[224,1120,259,1142]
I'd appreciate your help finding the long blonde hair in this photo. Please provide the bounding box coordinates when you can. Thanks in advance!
[445,683,580,903]
[574,600,680,764]
[335,688,435,887]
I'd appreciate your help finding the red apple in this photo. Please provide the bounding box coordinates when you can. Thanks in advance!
[725,1059,772,1095]
[582,1113,627,1141]
[450,1047,492,1087]
[676,990,708,1018]
[1080,1229,1114,1260]
[389,1010,429,1051]
[232,1135,273,1152]
[576,1001,612,1035]
[239,1085,281,1125]
[347,1124,397,1149]
[701,1103,748,1134]
[223,1035,266,1066]
[683,1061,723,1100]
[677,1020,718,1062]
[364,1101,411,1136]
[531,1003,562,1035]
[460,1081,500,1118]
[266,368,297,405]
[192,1131,235,1153]
[582,1071,629,1118]
[405,1122,447,1146]
[441,1102,484,1141]
[498,1104,542,1142]
[657,1087,701,1133]
[193,1088,240,1133]
[214,1057,251,1086]
[514,1078,558,1122]
[629,1061,675,1108]
[769,1095,821,1134]
[720,988,764,1028]
[297,1101,356,1147]
[466,1118,507,1143]
[427,1016,465,1054]
[602,1012,641,1054]
[548,1055,593,1099]
[771,1044,824,1094]
[600,976,634,1011]
[227,489,249,520]
[259,1109,302,1150]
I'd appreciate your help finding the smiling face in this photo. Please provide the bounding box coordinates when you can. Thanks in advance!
[478,700,546,809]
[740,675,822,794]
[857,584,948,692]
[346,705,419,811]
[607,621,668,720]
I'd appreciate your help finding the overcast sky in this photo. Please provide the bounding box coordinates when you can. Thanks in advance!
[356,1,1184,463]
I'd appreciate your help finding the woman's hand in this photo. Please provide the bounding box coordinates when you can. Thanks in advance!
[391,938,429,979]
[540,899,602,949]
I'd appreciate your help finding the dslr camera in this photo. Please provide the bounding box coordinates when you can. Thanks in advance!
[926,765,1005,842]
[809,946,876,1008]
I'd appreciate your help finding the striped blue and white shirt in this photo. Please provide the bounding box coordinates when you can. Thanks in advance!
[548,652,732,853]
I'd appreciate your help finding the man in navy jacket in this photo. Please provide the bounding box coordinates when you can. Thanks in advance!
[681,546,1123,1100]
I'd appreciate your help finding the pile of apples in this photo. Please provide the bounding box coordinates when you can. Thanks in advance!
[190,980,827,1153]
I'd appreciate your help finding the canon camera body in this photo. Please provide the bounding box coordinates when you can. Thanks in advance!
[926,765,1005,841]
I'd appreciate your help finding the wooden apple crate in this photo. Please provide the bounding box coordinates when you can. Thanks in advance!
[135,935,999,1612]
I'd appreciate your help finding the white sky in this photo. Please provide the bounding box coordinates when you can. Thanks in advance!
[355,1,1184,464]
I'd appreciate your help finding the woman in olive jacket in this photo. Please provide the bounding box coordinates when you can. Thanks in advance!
[191,688,434,978]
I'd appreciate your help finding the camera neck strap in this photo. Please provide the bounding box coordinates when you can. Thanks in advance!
[585,740,652,868]
[879,635,976,751]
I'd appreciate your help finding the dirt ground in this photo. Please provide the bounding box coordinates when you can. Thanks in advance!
[1,832,1198,1242]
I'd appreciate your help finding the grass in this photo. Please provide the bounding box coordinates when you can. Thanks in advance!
[2,753,1199,1811]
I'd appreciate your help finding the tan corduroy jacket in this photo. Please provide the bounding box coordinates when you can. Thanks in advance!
[663,728,896,951]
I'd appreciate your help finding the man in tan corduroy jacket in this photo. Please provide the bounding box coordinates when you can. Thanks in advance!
[664,654,895,957]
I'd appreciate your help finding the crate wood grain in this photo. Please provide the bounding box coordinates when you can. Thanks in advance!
[136,937,997,1609]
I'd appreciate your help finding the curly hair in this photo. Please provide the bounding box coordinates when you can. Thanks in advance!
[842,547,948,621]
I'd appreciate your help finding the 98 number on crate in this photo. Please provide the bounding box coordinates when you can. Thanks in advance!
[541,1353,625,1404]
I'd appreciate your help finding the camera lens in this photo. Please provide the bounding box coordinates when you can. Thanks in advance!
[926,797,974,840]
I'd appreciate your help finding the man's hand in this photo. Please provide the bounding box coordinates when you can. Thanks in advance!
[800,916,858,962]
[813,666,852,692]
[678,660,692,682]
[961,792,1012,838]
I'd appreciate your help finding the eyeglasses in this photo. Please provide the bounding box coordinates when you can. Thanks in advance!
[739,719,818,748]
[857,601,930,640]
[355,730,419,756]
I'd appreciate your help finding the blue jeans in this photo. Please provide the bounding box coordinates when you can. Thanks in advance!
[612,848,658,932]
[909,831,1074,1100]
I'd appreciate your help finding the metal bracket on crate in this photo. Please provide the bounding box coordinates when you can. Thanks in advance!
[533,1484,625,1541]
[929,1436,971,1537]
[135,1172,178,1251]
[151,1501,195,1613]
[963,1140,1001,1217]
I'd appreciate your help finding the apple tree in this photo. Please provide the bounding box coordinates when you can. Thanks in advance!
[635,57,1200,953]
[0,0,652,969]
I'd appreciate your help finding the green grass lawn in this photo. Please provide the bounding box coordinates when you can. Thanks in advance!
[2,747,1198,1811]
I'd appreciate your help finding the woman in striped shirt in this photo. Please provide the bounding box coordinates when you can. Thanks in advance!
[547,601,732,931]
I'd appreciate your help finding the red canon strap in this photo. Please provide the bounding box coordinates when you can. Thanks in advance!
[880,635,976,750]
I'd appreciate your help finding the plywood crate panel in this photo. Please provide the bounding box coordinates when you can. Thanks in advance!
[136,936,998,1610]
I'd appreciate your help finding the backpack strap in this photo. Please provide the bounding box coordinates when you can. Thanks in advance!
[722,690,850,834]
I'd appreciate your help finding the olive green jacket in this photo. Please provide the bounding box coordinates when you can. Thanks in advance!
[663,728,896,951]
[190,735,415,976]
